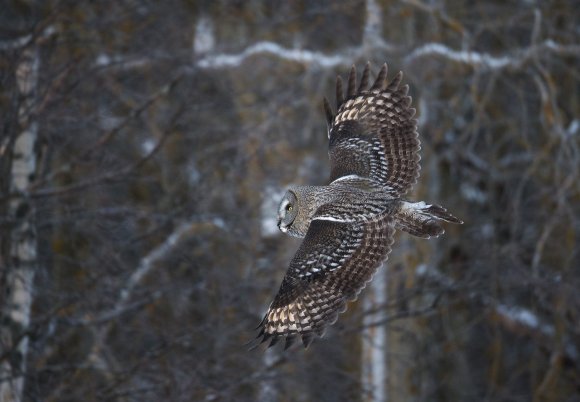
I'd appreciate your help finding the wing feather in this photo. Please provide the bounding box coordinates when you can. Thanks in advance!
[323,97,333,128]
[347,65,357,97]
[370,63,387,91]
[255,217,395,348]
[358,62,371,92]
[336,76,344,109]
[327,64,421,196]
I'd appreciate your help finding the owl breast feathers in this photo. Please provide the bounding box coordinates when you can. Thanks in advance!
[253,63,462,350]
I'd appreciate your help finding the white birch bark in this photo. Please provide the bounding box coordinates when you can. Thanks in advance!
[361,266,388,402]
[0,46,40,402]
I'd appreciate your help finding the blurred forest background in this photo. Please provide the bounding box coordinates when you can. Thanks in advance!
[1,0,579,401]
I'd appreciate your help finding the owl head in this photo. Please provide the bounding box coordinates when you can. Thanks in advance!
[277,190,299,235]
[277,186,332,238]
[278,187,323,238]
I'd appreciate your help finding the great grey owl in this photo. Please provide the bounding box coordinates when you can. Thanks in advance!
[254,63,462,350]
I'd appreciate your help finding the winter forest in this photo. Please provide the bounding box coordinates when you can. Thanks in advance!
[1,0,579,401]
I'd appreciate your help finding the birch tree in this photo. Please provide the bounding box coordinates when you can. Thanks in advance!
[0,40,41,402]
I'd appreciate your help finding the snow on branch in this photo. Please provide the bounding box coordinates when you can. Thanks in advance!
[0,26,56,51]
[494,304,553,336]
[117,217,226,308]
[0,34,32,51]
[196,41,354,69]
[406,43,512,69]
[405,40,580,70]
[416,264,579,364]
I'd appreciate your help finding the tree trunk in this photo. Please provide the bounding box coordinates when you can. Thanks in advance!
[361,264,388,402]
[0,45,40,402]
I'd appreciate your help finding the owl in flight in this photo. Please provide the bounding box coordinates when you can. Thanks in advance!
[255,63,462,350]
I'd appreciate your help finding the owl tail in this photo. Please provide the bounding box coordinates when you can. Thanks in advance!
[395,201,462,239]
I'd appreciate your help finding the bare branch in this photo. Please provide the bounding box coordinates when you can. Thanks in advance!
[117,217,225,307]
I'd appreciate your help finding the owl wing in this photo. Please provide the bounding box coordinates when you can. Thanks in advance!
[254,215,395,349]
[323,63,421,196]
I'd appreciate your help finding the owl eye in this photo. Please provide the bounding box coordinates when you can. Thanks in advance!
[286,204,293,212]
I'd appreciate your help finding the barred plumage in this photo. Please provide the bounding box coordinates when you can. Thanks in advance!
[327,62,421,196]
[257,217,394,349]
[255,63,462,349]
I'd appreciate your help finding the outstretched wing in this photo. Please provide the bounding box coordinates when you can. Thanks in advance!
[323,63,421,196]
[255,216,395,349]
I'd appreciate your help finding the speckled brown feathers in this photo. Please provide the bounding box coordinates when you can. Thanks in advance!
[255,216,395,349]
[326,63,421,196]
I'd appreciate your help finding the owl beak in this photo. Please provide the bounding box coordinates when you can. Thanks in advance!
[277,220,287,233]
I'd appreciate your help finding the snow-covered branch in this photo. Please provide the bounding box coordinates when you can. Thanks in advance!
[0,34,32,51]
[196,41,356,69]
[416,264,579,364]
[117,217,226,307]
[0,26,56,51]
[405,40,580,70]
[493,304,554,337]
